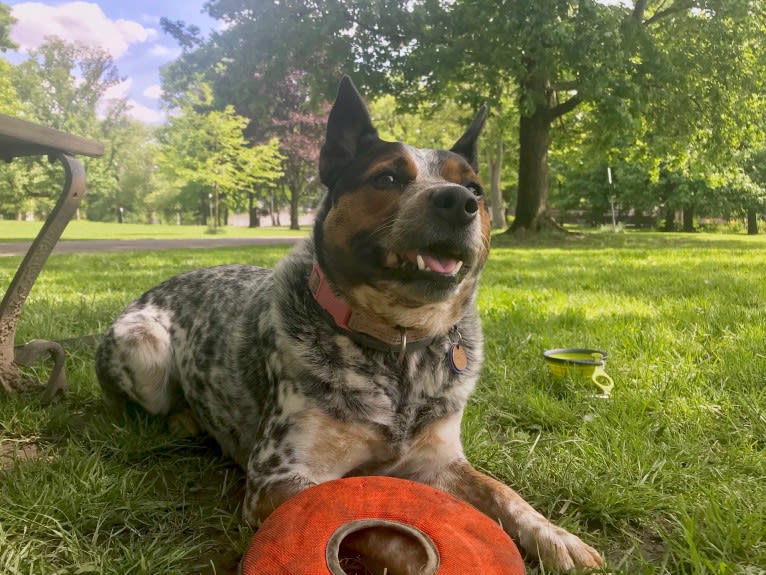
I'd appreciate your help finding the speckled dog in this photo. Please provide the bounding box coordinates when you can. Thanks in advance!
[96,77,602,573]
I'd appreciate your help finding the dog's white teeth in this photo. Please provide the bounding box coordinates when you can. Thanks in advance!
[385,252,398,267]
[453,260,463,275]
[416,254,426,271]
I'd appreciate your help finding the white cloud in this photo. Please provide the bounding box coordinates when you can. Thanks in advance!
[148,43,180,60]
[103,78,132,101]
[98,80,165,124]
[143,84,163,100]
[125,100,165,124]
[10,2,155,59]
[140,12,161,26]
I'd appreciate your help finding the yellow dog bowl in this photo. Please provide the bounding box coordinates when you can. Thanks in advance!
[543,348,614,396]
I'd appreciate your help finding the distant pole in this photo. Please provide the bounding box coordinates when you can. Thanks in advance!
[608,167,616,231]
[208,193,213,227]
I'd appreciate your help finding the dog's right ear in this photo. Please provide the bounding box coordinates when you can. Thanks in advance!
[320,76,379,189]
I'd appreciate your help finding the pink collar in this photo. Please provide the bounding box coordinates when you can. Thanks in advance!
[308,262,436,355]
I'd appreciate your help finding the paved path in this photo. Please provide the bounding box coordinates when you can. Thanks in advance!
[0,237,305,257]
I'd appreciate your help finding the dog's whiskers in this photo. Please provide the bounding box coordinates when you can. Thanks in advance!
[369,218,397,241]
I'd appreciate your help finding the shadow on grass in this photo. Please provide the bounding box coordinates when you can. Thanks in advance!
[0,385,249,575]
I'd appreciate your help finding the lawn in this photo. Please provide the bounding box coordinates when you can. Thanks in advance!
[1,230,765,574]
[0,220,309,242]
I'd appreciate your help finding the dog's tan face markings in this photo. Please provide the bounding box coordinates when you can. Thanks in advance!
[322,147,419,256]
[319,143,491,335]
[438,153,492,243]
[317,80,490,334]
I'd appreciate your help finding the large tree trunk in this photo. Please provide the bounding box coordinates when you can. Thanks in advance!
[487,137,505,229]
[506,70,580,235]
[747,208,758,235]
[508,105,550,233]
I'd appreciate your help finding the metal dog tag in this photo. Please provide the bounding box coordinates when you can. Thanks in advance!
[448,343,468,374]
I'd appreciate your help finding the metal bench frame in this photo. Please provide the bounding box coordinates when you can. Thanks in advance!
[0,114,104,403]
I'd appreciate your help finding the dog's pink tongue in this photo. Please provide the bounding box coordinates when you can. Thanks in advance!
[405,251,458,273]
[422,254,457,273]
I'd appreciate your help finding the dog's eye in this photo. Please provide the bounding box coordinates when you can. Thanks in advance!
[373,172,400,190]
[466,183,483,197]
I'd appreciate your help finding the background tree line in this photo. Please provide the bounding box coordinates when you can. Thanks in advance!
[161,0,766,234]
[2,0,766,233]
[0,5,285,227]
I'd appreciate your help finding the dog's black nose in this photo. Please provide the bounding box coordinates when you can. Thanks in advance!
[430,186,479,226]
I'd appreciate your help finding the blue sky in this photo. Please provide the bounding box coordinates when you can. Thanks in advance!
[5,1,218,123]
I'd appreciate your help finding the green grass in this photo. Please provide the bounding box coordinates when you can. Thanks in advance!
[2,231,765,574]
[0,220,309,242]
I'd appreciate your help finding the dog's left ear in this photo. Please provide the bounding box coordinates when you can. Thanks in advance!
[320,76,379,189]
[450,105,488,173]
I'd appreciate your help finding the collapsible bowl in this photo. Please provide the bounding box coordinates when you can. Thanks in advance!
[543,348,614,396]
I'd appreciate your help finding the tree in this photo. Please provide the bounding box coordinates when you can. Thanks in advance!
[0,1,15,52]
[2,38,130,220]
[156,85,284,226]
[85,115,159,222]
[187,1,765,233]
[14,38,121,135]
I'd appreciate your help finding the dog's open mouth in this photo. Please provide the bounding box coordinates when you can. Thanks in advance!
[383,250,466,277]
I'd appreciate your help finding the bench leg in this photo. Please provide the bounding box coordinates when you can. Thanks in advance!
[0,153,87,403]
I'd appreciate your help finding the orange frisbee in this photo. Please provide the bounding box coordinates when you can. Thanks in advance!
[240,475,525,575]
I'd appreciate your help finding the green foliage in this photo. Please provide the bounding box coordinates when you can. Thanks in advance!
[0,38,133,221]
[174,1,766,232]
[156,85,285,224]
[0,2,16,52]
[0,58,21,115]
[13,38,121,135]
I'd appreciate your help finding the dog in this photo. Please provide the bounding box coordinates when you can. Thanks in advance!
[96,77,603,573]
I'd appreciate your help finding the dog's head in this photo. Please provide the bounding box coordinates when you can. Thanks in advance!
[313,77,490,336]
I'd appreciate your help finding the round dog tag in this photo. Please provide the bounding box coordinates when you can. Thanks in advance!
[448,343,468,374]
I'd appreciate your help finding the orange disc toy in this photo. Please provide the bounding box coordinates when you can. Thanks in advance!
[240,475,525,575]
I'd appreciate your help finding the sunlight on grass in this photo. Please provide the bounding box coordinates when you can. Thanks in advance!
[0,220,309,242]
[1,231,765,574]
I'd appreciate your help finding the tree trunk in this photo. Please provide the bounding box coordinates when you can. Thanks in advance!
[199,191,207,225]
[289,184,301,230]
[270,189,278,226]
[682,205,694,232]
[487,137,505,229]
[249,192,260,227]
[663,207,675,231]
[506,68,580,235]
[747,208,758,235]
[508,104,551,233]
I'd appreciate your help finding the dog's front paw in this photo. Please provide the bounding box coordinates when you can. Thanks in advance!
[520,523,603,572]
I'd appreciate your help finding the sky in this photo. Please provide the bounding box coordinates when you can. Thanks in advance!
[5,1,218,123]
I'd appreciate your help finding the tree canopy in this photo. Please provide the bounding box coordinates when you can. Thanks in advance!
[161,0,765,233]
[1,0,764,233]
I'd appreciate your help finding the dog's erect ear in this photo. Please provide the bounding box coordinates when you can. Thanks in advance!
[450,105,488,173]
[320,76,378,189]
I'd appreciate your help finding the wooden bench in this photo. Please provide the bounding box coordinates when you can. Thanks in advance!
[0,114,104,403]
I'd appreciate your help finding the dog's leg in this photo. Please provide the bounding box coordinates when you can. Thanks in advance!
[241,407,383,525]
[437,460,603,571]
[240,406,435,575]
[398,412,604,572]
